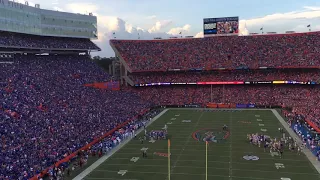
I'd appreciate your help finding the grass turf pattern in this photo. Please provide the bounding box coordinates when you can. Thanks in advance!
[82,109,320,180]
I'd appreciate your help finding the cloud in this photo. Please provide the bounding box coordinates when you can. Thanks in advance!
[148,20,173,33]
[240,6,320,33]
[146,15,157,20]
[167,24,191,35]
[51,0,59,5]
[53,6,64,12]
[239,21,249,35]
[65,3,99,14]
[194,31,203,38]
[303,6,320,11]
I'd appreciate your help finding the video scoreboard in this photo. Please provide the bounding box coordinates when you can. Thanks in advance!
[203,16,239,37]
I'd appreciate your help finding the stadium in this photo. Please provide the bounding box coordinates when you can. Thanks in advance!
[1,1,320,180]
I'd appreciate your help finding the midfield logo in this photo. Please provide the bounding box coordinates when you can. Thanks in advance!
[192,128,230,143]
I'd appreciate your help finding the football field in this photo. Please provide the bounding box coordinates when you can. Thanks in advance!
[79,109,320,180]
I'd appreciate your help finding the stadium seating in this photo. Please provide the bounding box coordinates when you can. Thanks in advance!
[128,85,320,126]
[0,30,100,50]
[0,55,150,179]
[111,31,320,71]
[3,30,320,179]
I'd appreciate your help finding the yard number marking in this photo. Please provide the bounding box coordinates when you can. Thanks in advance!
[259,124,265,126]
[243,155,259,161]
[261,128,267,132]
[118,170,128,176]
[270,151,280,157]
[167,122,172,125]
[182,120,191,123]
[141,147,148,151]
[255,115,260,117]
[280,178,291,180]
[175,114,180,117]
[130,157,139,163]
[171,118,176,120]
[149,139,156,143]
[257,119,262,122]
[275,163,285,169]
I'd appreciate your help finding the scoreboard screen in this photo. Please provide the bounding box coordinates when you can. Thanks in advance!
[203,16,239,37]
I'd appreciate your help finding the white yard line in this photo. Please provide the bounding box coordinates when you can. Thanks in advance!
[72,109,169,180]
[229,112,233,180]
[164,111,205,180]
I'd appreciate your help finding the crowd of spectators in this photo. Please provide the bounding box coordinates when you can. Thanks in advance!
[3,30,320,179]
[111,31,320,71]
[129,69,320,84]
[44,108,162,179]
[128,85,320,126]
[283,111,320,160]
[0,31,100,50]
[91,109,161,155]
[0,55,150,179]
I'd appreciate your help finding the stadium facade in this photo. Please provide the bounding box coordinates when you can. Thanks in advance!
[0,0,97,38]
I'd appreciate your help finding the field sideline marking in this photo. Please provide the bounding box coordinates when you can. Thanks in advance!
[164,111,205,180]
[92,169,317,179]
[93,164,319,175]
[72,109,169,180]
[271,109,320,174]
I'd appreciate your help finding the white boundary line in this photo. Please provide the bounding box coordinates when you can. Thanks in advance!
[93,165,319,175]
[271,109,320,174]
[91,169,317,180]
[72,109,169,180]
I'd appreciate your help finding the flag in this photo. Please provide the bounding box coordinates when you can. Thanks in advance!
[206,141,209,145]
[307,24,311,27]
[260,27,263,30]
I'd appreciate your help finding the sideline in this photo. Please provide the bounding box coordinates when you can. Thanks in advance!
[271,109,320,174]
[73,109,169,180]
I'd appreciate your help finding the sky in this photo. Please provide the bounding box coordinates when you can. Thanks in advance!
[17,0,320,57]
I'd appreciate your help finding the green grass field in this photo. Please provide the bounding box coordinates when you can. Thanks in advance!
[81,109,320,180]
